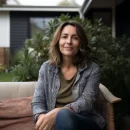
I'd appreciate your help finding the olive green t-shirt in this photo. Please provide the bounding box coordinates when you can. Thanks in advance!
[55,70,77,108]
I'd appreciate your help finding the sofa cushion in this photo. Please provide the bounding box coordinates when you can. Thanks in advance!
[0,96,35,130]
[0,82,36,100]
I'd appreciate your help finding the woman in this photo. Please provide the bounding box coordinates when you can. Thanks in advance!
[32,21,106,130]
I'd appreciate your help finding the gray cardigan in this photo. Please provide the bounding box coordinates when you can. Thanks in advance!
[31,61,106,129]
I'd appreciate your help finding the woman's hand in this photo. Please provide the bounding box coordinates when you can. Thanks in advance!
[35,114,48,130]
[35,108,63,130]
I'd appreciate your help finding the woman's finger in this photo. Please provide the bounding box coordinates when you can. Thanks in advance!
[35,117,44,130]
[35,114,46,130]
[39,117,52,130]
[47,117,56,130]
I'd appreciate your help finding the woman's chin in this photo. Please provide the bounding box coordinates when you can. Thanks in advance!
[62,53,75,57]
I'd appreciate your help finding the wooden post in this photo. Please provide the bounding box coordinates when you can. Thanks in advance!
[112,0,116,38]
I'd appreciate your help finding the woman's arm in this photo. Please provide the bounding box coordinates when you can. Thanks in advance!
[31,63,48,122]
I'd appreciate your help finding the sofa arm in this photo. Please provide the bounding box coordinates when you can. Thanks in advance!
[99,84,122,103]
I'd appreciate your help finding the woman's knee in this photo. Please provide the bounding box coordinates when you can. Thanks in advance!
[56,108,78,129]
[56,108,74,121]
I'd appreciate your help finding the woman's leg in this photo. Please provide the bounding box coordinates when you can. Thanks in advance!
[55,109,78,130]
[55,108,103,130]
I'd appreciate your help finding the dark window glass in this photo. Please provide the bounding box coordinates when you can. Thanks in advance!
[30,18,53,37]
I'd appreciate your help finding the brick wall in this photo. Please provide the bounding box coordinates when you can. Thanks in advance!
[0,48,5,65]
[0,47,9,65]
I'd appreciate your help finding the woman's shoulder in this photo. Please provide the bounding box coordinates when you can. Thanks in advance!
[88,62,100,74]
[79,62,100,75]
[90,62,100,69]
[40,60,56,71]
[41,60,51,66]
[83,61,100,69]
[82,62,100,73]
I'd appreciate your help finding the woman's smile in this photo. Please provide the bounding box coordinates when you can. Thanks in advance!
[64,47,73,50]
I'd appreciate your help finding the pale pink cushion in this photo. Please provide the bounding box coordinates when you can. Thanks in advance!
[0,96,35,130]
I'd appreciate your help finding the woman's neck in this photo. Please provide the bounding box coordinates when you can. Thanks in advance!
[61,56,77,80]
[61,56,74,69]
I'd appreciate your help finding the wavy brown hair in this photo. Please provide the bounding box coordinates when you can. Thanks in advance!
[49,21,91,67]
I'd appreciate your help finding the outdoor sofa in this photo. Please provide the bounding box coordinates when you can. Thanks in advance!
[0,82,121,130]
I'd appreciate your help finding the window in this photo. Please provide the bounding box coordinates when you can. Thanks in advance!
[30,17,53,37]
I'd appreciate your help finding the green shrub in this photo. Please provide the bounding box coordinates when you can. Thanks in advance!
[12,45,41,81]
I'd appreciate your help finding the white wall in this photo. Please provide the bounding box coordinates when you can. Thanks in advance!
[0,12,10,47]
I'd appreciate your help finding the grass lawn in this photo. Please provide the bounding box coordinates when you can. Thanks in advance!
[0,72,14,82]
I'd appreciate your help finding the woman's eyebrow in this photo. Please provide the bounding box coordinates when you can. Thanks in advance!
[61,33,78,36]
[61,33,68,35]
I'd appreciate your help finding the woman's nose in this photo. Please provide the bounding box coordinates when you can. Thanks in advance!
[67,37,72,44]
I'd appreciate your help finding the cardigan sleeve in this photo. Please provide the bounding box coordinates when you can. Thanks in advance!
[31,63,48,122]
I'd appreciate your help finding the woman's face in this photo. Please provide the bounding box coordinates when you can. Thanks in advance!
[59,25,80,57]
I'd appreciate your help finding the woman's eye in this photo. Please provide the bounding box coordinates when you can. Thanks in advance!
[61,36,67,39]
[73,37,78,40]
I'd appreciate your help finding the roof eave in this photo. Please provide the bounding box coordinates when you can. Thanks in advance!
[80,0,92,15]
[0,5,80,12]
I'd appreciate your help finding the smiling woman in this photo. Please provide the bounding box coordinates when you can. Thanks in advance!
[31,21,106,130]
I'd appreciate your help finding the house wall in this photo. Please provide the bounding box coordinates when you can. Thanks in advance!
[10,11,29,55]
[10,11,78,56]
[0,11,10,47]
[0,12,10,65]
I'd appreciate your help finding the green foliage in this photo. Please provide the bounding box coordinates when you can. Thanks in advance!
[12,40,43,81]
[12,14,130,118]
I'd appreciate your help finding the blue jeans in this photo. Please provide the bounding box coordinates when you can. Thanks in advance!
[55,109,103,130]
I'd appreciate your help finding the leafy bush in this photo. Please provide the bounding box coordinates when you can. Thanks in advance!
[12,34,46,81]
